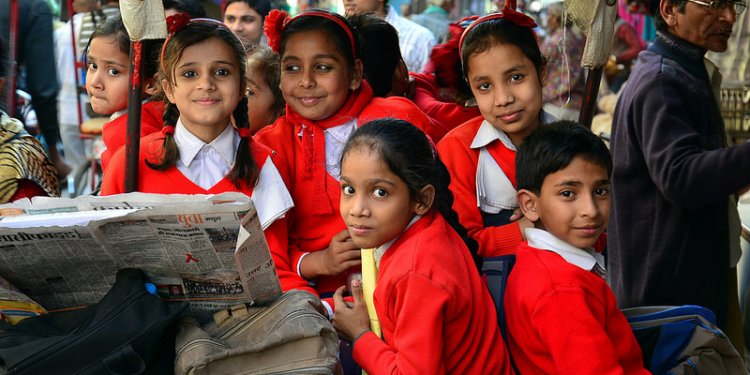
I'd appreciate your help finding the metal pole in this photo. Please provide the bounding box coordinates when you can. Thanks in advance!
[124,40,143,192]
[579,66,603,129]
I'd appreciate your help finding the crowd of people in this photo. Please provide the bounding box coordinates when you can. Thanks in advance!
[1,0,750,372]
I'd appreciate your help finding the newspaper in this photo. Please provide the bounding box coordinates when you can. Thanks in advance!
[0,192,282,321]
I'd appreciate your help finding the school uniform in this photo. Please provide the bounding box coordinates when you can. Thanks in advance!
[436,113,554,257]
[100,120,311,294]
[410,72,481,135]
[254,81,435,306]
[100,100,165,171]
[504,228,649,375]
[353,210,512,374]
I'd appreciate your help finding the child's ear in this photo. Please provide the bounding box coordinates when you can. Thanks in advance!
[389,60,409,97]
[142,76,161,97]
[161,79,175,103]
[516,189,540,222]
[414,185,435,215]
[349,59,364,91]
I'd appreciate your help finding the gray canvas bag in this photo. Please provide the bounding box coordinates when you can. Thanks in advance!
[174,290,340,375]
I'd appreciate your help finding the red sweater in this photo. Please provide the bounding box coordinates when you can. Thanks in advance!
[254,82,434,297]
[353,211,512,375]
[99,132,313,295]
[505,244,649,375]
[436,116,523,257]
[411,72,481,135]
[100,100,165,171]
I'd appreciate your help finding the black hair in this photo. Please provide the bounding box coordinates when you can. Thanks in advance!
[653,0,687,32]
[0,34,7,82]
[280,9,361,69]
[224,0,272,18]
[342,118,483,272]
[85,14,164,82]
[150,21,258,188]
[163,0,207,18]
[516,120,612,194]
[460,17,546,81]
[347,13,401,97]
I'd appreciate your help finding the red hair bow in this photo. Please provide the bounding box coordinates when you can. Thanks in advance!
[166,12,192,35]
[458,7,537,57]
[265,9,289,53]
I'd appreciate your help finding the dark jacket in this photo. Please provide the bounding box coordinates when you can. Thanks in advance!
[608,32,750,328]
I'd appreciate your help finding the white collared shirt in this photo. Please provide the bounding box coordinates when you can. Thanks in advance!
[324,119,358,180]
[525,228,605,273]
[174,119,238,190]
[373,215,421,267]
[384,5,436,73]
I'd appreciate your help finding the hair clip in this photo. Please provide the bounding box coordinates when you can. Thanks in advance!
[166,13,192,35]
[264,9,289,53]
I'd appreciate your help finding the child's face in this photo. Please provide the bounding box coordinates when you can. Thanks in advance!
[223,2,264,45]
[162,37,243,139]
[246,71,278,133]
[520,156,610,249]
[467,43,542,147]
[86,35,130,115]
[339,148,423,249]
[280,30,362,121]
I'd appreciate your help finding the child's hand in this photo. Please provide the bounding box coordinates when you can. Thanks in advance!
[332,280,370,343]
[321,230,361,275]
[518,217,534,240]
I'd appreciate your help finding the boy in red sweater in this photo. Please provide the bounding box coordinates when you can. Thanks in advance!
[506,121,649,374]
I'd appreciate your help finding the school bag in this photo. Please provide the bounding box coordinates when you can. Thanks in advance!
[0,268,188,374]
[174,289,340,375]
[482,254,516,341]
[622,305,746,375]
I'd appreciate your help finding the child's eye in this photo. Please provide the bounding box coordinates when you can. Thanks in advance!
[315,64,332,72]
[476,82,491,91]
[510,74,525,82]
[246,89,255,97]
[215,68,230,76]
[182,70,197,78]
[88,63,97,71]
[594,187,609,197]
[342,185,355,196]
[372,188,388,198]
[560,190,575,198]
[283,64,301,72]
[107,68,120,77]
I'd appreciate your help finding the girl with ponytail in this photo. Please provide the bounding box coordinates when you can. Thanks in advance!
[101,16,309,294]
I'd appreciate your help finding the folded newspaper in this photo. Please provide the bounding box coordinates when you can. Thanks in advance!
[0,192,282,321]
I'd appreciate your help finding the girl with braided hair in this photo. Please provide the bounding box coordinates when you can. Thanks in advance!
[100,16,306,294]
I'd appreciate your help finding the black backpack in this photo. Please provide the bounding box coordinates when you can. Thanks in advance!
[0,268,188,374]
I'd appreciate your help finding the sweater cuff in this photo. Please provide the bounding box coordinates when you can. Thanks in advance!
[352,331,383,368]
[493,221,524,256]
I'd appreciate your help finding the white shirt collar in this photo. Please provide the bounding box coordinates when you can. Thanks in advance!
[524,227,605,272]
[470,110,558,151]
[384,4,398,23]
[470,119,516,150]
[174,119,238,168]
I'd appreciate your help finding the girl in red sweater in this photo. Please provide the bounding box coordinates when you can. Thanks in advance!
[331,119,512,374]
[255,9,435,314]
[100,18,305,293]
[85,15,165,171]
[436,9,556,258]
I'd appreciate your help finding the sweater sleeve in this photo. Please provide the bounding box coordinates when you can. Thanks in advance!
[263,217,317,295]
[436,136,523,257]
[531,287,630,374]
[632,77,750,208]
[100,146,126,195]
[353,273,449,374]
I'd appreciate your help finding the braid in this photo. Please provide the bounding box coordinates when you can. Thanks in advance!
[228,96,260,188]
[434,154,483,273]
[146,101,181,170]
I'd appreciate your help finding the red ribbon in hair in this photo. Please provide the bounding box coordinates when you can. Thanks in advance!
[166,12,192,35]
[458,7,538,58]
[161,125,176,136]
[264,9,289,53]
[237,128,252,139]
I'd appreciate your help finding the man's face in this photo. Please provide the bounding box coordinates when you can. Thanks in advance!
[668,0,737,52]
[344,0,384,16]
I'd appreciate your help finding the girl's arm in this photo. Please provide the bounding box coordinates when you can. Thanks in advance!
[263,216,317,295]
[100,147,126,195]
[350,274,449,375]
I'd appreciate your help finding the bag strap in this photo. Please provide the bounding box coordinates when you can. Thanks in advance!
[482,255,516,341]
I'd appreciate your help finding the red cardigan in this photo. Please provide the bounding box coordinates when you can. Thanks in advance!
[411,72,481,136]
[100,100,165,171]
[505,244,649,375]
[100,132,313,295]
[255,85,434,298]
[353,211,512,374]
[436,116,523,257]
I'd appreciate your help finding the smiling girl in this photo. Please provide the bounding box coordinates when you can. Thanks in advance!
[254,9,437,315]
[100,18,306,294]
[436,8,556,258]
